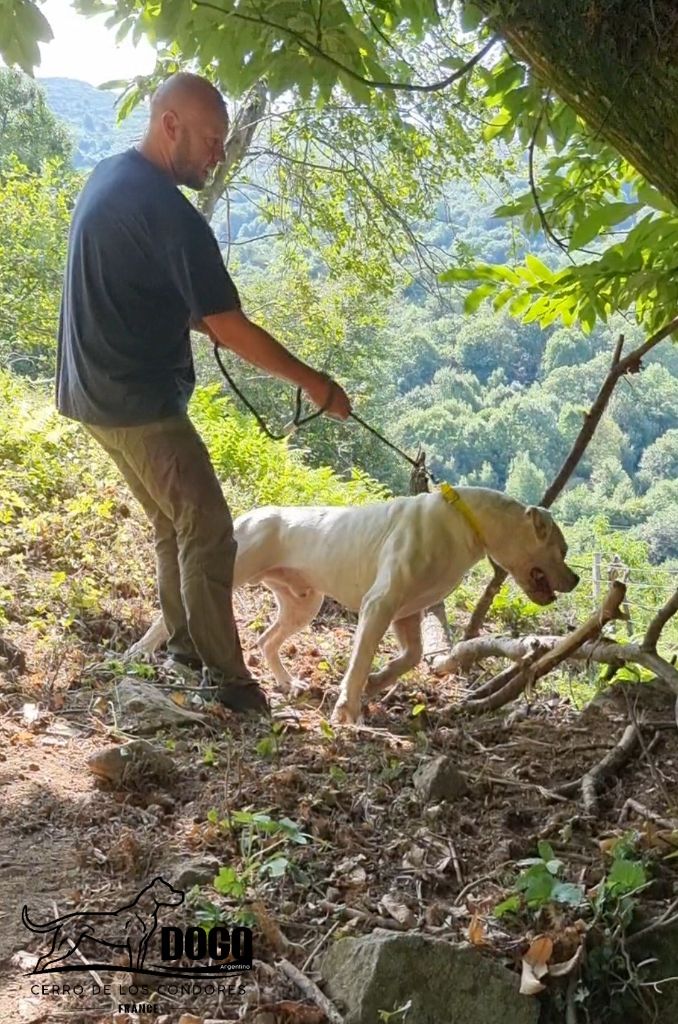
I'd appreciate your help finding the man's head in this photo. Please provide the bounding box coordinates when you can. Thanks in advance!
[146,73,229,190]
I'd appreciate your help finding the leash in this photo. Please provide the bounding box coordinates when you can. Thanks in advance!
[213,345,434,471]
[212,346,484,544]
[213,346,329,439]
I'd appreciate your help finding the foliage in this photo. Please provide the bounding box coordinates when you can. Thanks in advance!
[0,159,79,373]
[0,372,384,646]
[495,838,647,918]
[494,841,585,916]
[0,68,72,171]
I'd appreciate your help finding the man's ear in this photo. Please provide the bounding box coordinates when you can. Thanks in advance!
[525,505,551,542]
[161,109,179,141]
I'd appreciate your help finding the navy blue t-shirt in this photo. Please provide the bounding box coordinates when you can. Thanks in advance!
[56,148,240,426]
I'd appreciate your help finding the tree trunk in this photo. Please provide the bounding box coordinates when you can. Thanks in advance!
[198,80,267,224]
[473,0,678,206]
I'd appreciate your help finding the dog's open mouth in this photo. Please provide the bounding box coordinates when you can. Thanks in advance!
[529,567,556,605]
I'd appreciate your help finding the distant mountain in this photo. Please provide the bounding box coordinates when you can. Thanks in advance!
[39,77,147,168]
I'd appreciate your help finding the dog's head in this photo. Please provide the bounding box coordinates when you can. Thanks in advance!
[499,505,579,606]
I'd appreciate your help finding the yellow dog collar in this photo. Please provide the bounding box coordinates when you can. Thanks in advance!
[438,483,484,546]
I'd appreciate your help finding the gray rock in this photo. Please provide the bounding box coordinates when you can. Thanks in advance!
[413,755,468,802]
[114,677,210,733]
[320,933,538,1024]
[172,855,221,889]
[87,739,175,789]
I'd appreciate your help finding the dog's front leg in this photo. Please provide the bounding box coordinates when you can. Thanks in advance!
[127,613,169,658]
[364,612,423,698]
[332,587,398,725]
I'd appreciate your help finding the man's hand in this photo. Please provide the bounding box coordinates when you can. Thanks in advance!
[303,371,351,420]
[203,309,352,421]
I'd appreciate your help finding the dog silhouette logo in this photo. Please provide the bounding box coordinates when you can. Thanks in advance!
[22,876,253,977]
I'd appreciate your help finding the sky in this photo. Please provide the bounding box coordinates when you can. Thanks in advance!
[36,0,156,85]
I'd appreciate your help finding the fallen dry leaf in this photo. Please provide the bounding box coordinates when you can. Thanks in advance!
[520,959,546,996]
[524,934,554,968]
[548,943,583,978]
[380,893,417,928]
[467,913,487,946]
[10,731,35,746]
[520,934,554,996]
[255,1002,325,1024]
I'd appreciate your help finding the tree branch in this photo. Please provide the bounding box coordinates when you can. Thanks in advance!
[642,587,678,653]
[435,635,678,697]
[192,1,496,94]
[465,315,678,639]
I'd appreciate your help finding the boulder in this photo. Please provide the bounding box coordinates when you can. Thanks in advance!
[320,933,539,1024]
[413,755,469,802]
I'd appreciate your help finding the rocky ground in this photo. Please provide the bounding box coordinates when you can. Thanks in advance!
[1,586,677,1024]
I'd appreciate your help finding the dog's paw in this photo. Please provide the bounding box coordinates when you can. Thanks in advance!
[331,699,361,726]
[289,677,310,695]
[364,671,389,697]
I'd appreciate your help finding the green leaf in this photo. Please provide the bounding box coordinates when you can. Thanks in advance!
[460,3,484,32]
[606,858,647,895]
[551,882,586,906]
[320,719,335,740]
[260,855,290,878]
[570,202,642,250]
[214,866,247,897]
[537,840,556,862]
[411,702,426,716]
[494,894,521,918]
[636,181,676,214]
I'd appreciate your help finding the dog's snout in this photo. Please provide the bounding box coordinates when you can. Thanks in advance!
[559,569,579,593]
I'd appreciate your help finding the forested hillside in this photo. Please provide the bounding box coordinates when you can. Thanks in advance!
[29,76,676,570]
[2,5,678,1020]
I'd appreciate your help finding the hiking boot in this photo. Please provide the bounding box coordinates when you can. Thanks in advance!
[203,669,270,716]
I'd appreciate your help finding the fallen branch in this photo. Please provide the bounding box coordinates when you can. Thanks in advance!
[435,635,678,696]
[628,896,678,945]
[557,725,660,815]
[276,956,345,1024]
[317,899,409,932]
[466,318,678,640]
[580,724,639,816]
[619,798,678,831]
[460,583,626,713]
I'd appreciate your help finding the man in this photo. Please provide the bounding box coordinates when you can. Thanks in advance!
[56,72,351,714]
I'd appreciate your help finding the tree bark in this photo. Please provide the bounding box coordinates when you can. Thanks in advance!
[198,80,267,224]
[473,0,678,207]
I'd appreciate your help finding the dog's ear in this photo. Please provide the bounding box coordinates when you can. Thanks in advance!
[525,505,552,542]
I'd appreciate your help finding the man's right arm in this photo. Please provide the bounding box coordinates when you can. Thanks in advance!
[201,310,351,420]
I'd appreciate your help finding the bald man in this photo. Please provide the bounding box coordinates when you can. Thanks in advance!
[56,73,351,715]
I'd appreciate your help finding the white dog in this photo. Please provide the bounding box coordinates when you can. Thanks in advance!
[129,486,579,724]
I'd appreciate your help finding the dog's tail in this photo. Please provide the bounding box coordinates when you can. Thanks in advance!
[22,905,60,933]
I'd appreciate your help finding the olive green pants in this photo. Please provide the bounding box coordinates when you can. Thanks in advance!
[87,414,248,680]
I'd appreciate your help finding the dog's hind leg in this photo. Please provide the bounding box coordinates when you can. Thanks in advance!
[364,612,422,698]
[332,585,399,725]
[258,581,323,691]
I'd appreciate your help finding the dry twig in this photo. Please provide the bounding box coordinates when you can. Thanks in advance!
[276,956,345,1024]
